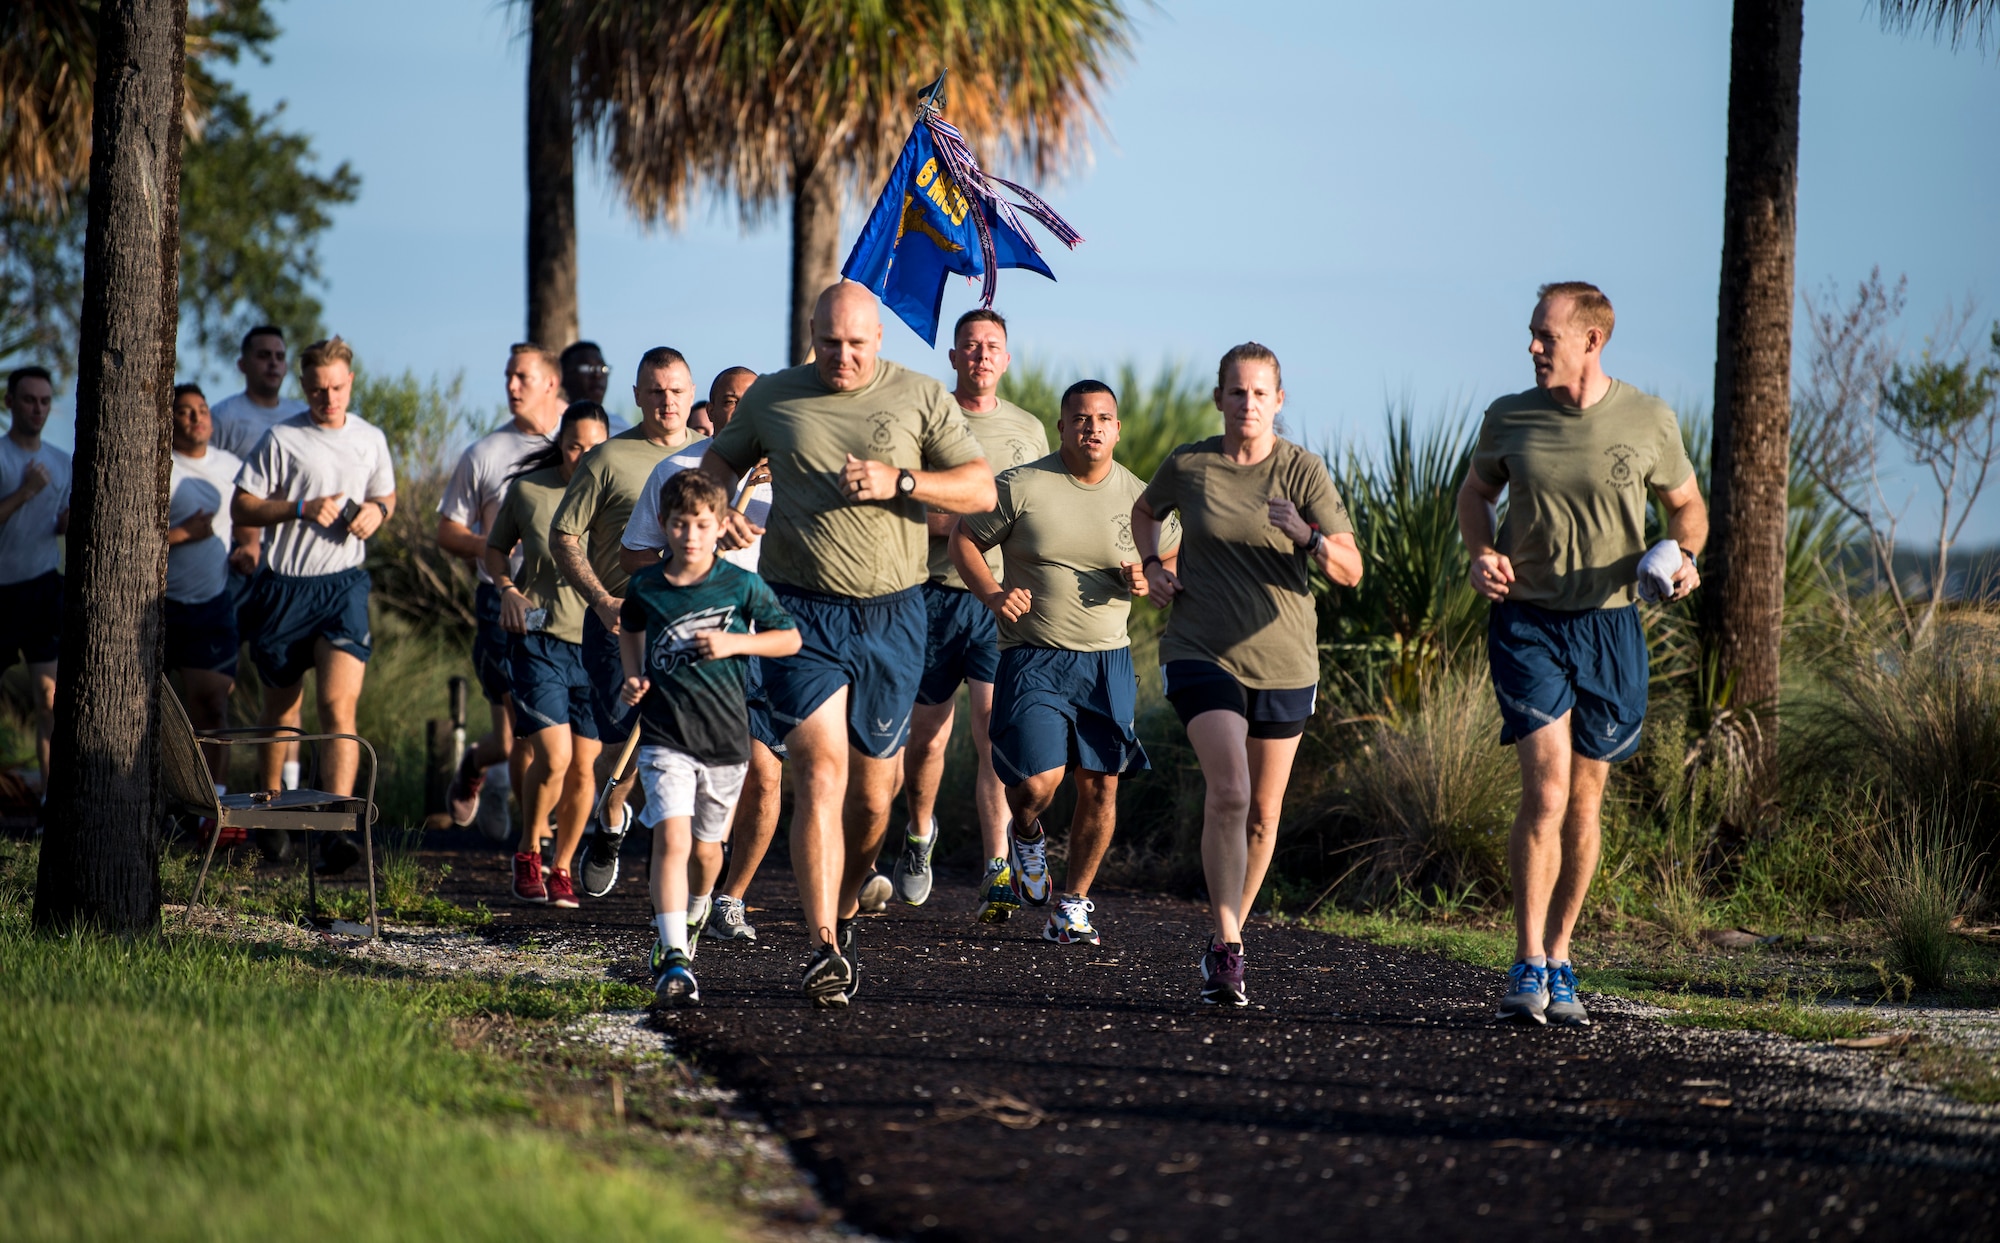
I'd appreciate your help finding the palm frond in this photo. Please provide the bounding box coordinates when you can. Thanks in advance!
[1874,0,2000,51]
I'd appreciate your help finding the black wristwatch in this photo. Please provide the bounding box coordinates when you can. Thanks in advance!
[896,468,916,497]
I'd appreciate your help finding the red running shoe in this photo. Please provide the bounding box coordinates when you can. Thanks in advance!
[511,852,548,903]
[546,866,579,909]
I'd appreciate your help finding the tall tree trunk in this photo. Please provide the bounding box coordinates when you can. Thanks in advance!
[526,0,577,350]
[1705,0,1800,789]
[788,158,842,364]
[32,0,187,934]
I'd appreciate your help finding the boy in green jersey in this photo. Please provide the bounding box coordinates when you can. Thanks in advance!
[619,471,800,1008]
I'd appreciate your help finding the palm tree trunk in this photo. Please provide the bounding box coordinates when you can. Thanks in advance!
[32,0,187,934]
[788,158,842,364]
[1705,0,1801,787]
[526,0,577,350]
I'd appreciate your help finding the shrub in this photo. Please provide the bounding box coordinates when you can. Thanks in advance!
[1311,664,1518,905]
[1852,802,1986,992]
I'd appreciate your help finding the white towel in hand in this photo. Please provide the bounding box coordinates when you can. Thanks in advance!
[1636,539,1682,603]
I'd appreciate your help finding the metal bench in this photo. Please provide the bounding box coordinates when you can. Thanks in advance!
[160,676,383,937]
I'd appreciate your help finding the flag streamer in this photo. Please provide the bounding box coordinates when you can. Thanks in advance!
[841,74,1084,346]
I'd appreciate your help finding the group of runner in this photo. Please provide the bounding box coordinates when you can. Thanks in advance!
[0,275,1704,1019]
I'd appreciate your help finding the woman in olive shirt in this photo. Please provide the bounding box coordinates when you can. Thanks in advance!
[1131,344,1363,1008]
[485,403,610,908]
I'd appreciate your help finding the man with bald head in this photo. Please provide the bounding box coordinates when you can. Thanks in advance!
[702,282,996,1007]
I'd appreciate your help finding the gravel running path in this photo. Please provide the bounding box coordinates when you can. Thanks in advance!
[430,843,2000,1242]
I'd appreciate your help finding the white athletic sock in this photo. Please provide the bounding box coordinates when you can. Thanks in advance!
[653,913,674,945]
[662,911,688,953]
[1526,954,1548,969]
[687,894,712,925]
[281,761,300,791]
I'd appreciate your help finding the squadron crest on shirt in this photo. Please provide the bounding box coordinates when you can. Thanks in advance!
[869,412,897,450]
[1603,444,1638,489]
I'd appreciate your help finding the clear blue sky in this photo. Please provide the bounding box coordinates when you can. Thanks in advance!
[53,0,2000,541]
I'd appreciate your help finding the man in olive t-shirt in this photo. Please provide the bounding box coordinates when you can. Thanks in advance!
[1456,281,1708,1028]
[953,380,1152,947]
[894,307,1051,913]
[700,281,995,1009]
[551,346,709,895]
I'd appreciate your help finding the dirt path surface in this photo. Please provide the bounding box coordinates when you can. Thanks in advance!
[428,842,2000,1242]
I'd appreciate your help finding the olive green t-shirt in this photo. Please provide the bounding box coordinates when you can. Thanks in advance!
[488,465,586,644]
[549,426,702,600]
[709,360,984,598]
[1140,436,1352,690]
[926,398,1049,591]
[1471,379,1695,611]
[960,454,1148,652]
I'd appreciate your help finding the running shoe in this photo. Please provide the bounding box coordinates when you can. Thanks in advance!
[546,867,579,909]
[580,804,630,898]
[1199,938,1247,1008]
[1545,961,1590,1026]
[653,948,699,1009]
[892,817,938,906]
[446,749,484,827]
[802,940,853,1009]
[975,857,1018,924]
[511,852,548,903]
[707,894,757,942]
[1044,895,1100,946]
[1497,961,1550,1025]
[685,915,704,963]
[649,937,668,976]
[858,870,893,913]
[1009,822,1052,906]
[838,917,861,999]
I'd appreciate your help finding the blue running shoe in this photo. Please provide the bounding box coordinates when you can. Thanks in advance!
[1497,961,1549,1025]
[653,948,699,1009]
[1545,961,1589,1026]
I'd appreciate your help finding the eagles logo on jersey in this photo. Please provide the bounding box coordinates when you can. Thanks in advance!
[647,605,738,675]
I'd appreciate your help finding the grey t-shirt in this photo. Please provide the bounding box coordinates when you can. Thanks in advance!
[0,435,71,586]
[235,412,397,579]
[209,391,310,459]
[438,421,557,584]
[168,446,243,604]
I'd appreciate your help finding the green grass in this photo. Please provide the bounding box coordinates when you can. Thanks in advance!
[0,845,732,1242]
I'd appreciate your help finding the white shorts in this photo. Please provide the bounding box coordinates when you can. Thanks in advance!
[636,744,748,844]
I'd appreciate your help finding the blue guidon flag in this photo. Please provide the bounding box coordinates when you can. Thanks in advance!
[842,76,1083,346]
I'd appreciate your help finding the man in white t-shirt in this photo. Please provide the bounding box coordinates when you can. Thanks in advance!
[167,383,246,790]
[210,327,309,605]
[618,365,778,944]
[434,343,566,825]
[231,337,397,873]
[0,366,71,797]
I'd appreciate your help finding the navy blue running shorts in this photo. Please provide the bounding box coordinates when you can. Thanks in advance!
[0,571,63,670]
[509,632,600,741]
[916,582,1000,705]
[472,582,513,705]
[745,656,787,760]
[165,591,239,676]
[1162,659,1316,740]
[581,608,638,746]
[239,567,372,688]
[1487,600,1648,761]
[763,585,924,759]
[989,645,1150,784]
